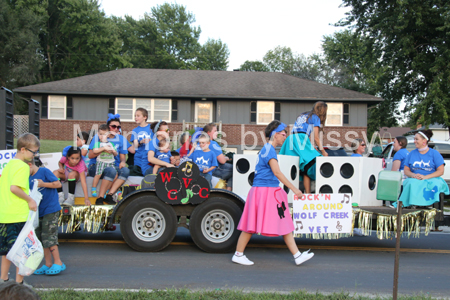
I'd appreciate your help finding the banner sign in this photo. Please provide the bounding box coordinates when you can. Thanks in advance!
[0,150,17,176]
[293,193,352,234]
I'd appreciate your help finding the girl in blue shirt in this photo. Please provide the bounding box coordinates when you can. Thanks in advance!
[280,101,328,193]
[391,136,409,172]
[232,120,314,266]
[399,130,449,207]
[131,108,153,176]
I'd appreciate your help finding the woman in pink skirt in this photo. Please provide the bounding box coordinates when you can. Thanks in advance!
[232,120,314,266]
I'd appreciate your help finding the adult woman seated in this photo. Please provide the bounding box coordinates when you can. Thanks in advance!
[88,114,134,205]
[350,138,366,157]
[399,130,449,207]
[391,136,409,173]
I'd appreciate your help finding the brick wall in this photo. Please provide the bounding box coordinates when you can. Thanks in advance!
[40,120,367,148]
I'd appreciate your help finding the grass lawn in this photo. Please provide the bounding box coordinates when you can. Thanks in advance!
[35,289,433,300]
[14,139,72,154]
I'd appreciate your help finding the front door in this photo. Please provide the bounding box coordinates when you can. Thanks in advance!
[195,101,213,123]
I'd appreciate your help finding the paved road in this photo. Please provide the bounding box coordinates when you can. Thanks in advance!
[13,227,450,297]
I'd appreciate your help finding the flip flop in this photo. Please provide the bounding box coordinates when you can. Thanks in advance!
[45,263,66,276]
[34,265,50,275]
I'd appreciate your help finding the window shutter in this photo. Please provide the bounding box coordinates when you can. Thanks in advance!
[171,100,178,122]
[41,95,48,118]
[109,98,115,114]
[66,96,73,119]
[250,101,256,123]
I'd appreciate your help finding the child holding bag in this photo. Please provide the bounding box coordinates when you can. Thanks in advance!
[232,121,314,266]
[0,133,40,287]
[28,160,66,276]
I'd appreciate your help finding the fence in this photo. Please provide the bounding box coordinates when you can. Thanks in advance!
[14,115,29,137]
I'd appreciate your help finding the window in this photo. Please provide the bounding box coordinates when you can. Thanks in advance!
[41,96,48,118]
[325,103,343,126]
[250,102,257,124]
[66,96,73,119]
[108,99,115,115]
[256,101,274,125]
[343,103,349,125]
[116,98,172,122]
[48,95,66,119]
[275,102,281,120]
[171,100,178,121]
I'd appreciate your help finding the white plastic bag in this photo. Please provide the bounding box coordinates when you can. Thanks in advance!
[6,181,44,276]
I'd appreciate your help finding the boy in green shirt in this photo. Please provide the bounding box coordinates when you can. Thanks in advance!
[0,133,40,287]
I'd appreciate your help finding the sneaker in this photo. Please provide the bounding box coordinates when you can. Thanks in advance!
[232,254,254,266]
[62,194,75,206]
[58,192,65,205]
[104,194,116,205]
[95,197,105,205]
[295,250,314,265]
[19,280,33,288]
[91,187,97,197]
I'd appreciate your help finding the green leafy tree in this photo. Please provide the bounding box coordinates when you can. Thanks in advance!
[239,60,270,72]
[339,0,450,129]
[195,38,229,70]
[0,0,44,88]
[150,3,201,69]
[40,0,130,81]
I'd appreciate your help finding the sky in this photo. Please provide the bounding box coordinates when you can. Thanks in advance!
[99,0,350,71]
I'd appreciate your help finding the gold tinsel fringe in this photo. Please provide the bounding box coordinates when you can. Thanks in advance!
[59,205,115,233]
[292,208,439,240]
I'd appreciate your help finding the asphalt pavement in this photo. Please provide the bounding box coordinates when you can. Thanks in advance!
[11,227,450,297]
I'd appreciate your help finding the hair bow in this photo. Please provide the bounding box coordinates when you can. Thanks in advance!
[191,127,204,143]
[108,113,121,122]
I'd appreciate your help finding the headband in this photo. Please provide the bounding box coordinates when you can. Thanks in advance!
[270,123,287,138]
[153,120,162,133]
[107,113,120,122]
[192,127,204,143]
[418,131,429,141]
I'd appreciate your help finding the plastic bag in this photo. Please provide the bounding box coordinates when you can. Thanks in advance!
[6,181,44,276]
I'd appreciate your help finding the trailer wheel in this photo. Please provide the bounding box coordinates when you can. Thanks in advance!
[189,198,242,253]
[121,195,177,252]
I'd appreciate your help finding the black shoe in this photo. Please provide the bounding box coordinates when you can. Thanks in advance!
[95,197,105,205]
[104,194,116,205]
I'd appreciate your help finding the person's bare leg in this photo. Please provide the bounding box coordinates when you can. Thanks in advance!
[1,256,11,280]
[236,232,252,253]
[303,174,311,194]
[107,177,124,195]
[49,245,63,265]
[283,233,299,255]
[15,268,24,283]
[99,178,113,197]
[43,248,53,267]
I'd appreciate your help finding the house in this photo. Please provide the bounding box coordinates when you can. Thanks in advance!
[378,127,413,144]
[415,123,449,141]
[13,68,383,153]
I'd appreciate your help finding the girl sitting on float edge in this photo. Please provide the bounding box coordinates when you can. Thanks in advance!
[397,129,449,207]
[232,120,314,266]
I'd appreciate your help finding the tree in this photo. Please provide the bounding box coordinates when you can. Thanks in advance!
[40,0,131,82]
[0,0,43,88]
[338,0,450,128]
[150,3,201,69]
[194,38,229,70]
[239,60,270,72]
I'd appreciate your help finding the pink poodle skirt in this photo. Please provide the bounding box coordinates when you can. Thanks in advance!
[237,186,294,237]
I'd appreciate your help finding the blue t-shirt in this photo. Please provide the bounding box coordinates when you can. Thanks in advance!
[155,149,172,164]
[191,150,218,175]
[392,148,409,171]
[131,124,153,162]
[292,113,320,136]
[88,134,129,166]
[209,140,223,159]
[405,148,444,175]
[29,168,61,217]
[140,142,157,175]
[253,143,279,187]
[351,153,362,157]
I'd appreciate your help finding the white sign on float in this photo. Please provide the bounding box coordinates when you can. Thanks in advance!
[0,150,18,176]
[293,194,352,234]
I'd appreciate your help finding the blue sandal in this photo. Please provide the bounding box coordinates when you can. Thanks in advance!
[45,263,66,275]
[34,265,50,275]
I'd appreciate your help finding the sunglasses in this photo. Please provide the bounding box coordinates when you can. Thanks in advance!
[361,144,366,147]
[109,125,121,130]
[26,148,40,156]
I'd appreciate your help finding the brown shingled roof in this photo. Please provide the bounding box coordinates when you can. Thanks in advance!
[14,68,383,102]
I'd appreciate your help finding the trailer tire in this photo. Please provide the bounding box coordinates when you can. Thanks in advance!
[189,198,242,253]
[121,195,177,252]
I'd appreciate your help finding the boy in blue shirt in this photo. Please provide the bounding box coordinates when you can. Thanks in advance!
[190,134,218,187]
[152,139,172,174]
[28,160,66,276]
